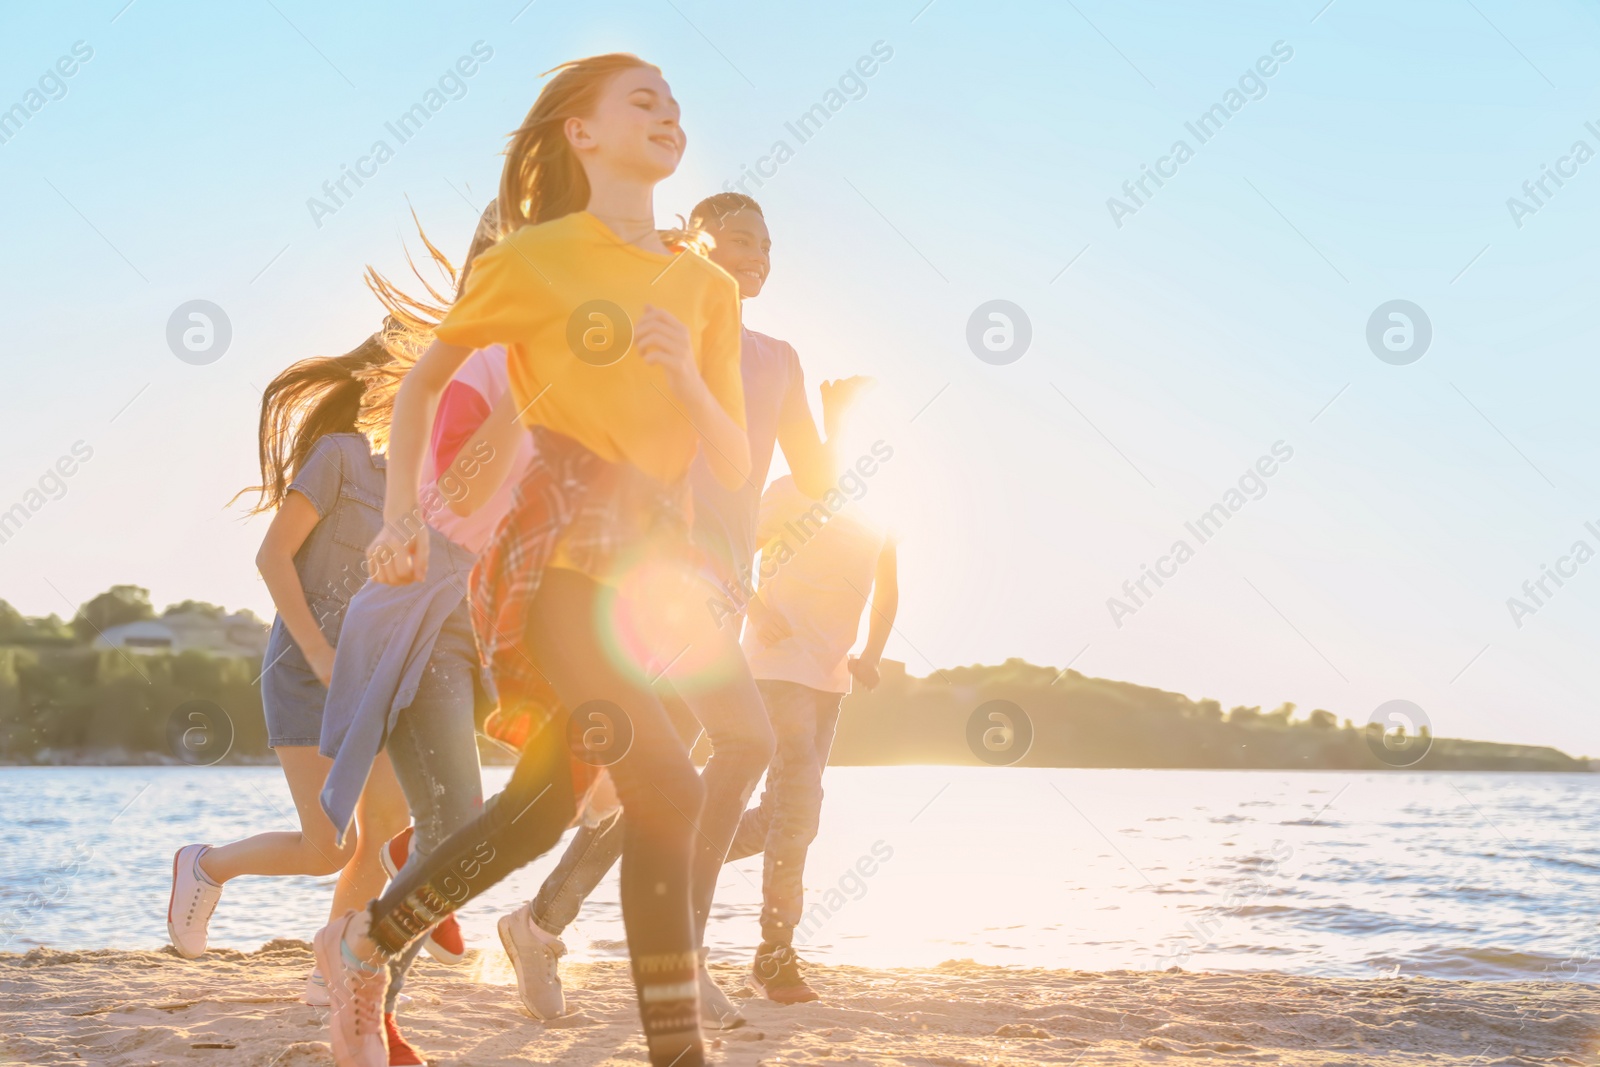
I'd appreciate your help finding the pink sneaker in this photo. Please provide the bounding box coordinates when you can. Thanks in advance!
[314,911,389,1067]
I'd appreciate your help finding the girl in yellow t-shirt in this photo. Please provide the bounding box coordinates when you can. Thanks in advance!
[313,54,749,1067]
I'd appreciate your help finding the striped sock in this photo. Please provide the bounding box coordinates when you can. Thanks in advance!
[633,950,703,1067]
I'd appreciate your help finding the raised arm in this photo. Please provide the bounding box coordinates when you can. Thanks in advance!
[368,338,474,584]
[775,397,830,500]
[779,375,874,500]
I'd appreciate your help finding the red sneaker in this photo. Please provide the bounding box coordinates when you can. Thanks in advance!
[381,828,466,965]
[424,914,465,964]
[381,827,416,878]
[384,1013,427,1066]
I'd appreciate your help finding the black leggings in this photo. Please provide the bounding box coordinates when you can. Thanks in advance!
[368,568,706,1067]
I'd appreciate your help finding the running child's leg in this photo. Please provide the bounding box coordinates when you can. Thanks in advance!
[728,684,842,865]
[746,680,841,1004]
[364,714,579,955]
[340,752,410,919]
[533,812,624,931]
[503,688,703,1021]
[169,747,355,960]
[666,641,773,943]
[336,569,706,1067]
[496,792,624,1021]
[196,749,406,898]
[524,686,701,939]
[318,724,578,1067]
[726,776,776,864]
[528,568,706,1065]
[198,748,354,884]
[379,624,484,1014]
[171,748,407,965]
[754,681,827,945]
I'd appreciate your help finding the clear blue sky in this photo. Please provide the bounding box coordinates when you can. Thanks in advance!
[3,0,1598,754]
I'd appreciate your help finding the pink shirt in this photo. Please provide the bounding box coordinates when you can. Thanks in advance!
[420,346,533,554]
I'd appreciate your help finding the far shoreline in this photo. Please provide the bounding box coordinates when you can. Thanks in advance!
[5,749,1594,773]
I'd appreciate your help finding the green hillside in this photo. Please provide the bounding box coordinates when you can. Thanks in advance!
[0,590,1585,771]
[830,659,1587,772]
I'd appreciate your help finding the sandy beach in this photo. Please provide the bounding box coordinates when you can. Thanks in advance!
[2,941,1595,1066]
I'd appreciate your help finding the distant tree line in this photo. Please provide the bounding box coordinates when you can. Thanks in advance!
[0,593,1587,770]
[829,660,1588,772]
[0,587,269,761]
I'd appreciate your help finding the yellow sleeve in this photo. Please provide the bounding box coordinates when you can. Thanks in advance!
[697,269,746,430]
[434,236,544,351]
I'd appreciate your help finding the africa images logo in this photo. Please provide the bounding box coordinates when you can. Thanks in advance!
[306,42,494,228]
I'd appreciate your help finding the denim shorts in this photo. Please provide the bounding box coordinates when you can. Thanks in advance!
[261,636,327,749]
[260,431,387,749]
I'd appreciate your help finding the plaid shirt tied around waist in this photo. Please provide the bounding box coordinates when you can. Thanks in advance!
[470,426,693,755]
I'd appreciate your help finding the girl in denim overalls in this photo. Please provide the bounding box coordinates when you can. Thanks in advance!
[165,334,411,1005]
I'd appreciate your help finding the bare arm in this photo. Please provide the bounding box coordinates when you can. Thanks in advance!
[682,372,751,490]
[369,338,474,584]
[848,541,898,690]
[256,491,336,684]
[637,306,750,490]
[744,499,792,645]
[778,375,874,500]
[775,405,832,500]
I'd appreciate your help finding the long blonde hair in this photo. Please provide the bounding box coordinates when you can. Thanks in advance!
[356,54,709,446]
[498,53,655,231]
[496,53,706,252]
[356,203,502,450]
[240,198,504,509]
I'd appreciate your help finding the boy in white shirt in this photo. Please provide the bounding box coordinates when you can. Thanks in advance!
[729,458,898,1003]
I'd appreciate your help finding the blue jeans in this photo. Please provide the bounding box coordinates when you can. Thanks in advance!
[379,605,483,1011]
[535,679,838,947]
[532,808,623,935]
[725,680,841,945]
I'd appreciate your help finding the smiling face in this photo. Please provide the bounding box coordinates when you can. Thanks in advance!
[564,65,685,184]
[705,209,771,298]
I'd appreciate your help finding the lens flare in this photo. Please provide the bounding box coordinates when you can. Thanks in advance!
[601,552,739,689]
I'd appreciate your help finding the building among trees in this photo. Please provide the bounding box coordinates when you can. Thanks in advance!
[95,608,267,658]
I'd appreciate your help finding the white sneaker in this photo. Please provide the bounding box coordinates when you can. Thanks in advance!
[305,968,330,1007]
[497,903,566,1020]
[699,946,747,1030]
[166,844,222,959]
